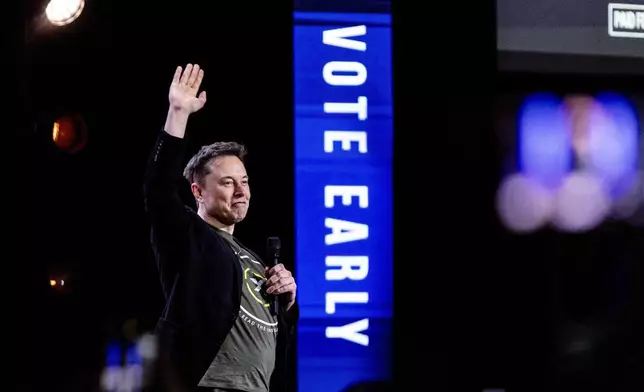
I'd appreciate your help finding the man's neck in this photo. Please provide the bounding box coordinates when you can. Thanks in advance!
[198,209,235,235]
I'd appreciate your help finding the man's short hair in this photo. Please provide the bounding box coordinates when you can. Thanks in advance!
[183,141,247,185]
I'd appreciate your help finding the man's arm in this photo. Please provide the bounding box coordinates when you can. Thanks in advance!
[284,301,299,327]
[143,64,207,277]
[143,125,191,271]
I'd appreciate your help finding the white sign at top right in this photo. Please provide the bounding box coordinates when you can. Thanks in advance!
[609,3,644,38]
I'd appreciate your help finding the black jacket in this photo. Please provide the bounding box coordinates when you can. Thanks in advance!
[143,130,297,391]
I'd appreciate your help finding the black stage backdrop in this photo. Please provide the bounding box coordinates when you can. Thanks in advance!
[395,1,642,392]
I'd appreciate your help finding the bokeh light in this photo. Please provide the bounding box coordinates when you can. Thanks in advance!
[496,173,554,233]
[52,115,88,153]
[518,93,572,190]
[552,171,611,232]
[498,92,642,233]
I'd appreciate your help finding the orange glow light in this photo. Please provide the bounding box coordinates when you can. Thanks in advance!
[51,115,88,153]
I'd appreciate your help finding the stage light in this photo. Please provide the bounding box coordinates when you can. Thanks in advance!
[52,114,88,153]
[552,171,611,232]
[45,0,85,27]
[49,277,68,290]
[496,173,554,233]
[518,93,572,190]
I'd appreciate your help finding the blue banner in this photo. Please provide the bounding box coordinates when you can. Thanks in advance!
[293,8,393,392]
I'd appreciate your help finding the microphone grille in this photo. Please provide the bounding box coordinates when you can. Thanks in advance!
[267,237,281,251]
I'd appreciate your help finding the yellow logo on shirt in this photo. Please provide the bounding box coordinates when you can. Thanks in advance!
[244,268,270,307]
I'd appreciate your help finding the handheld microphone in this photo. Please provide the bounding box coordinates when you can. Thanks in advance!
[266,237,281,316]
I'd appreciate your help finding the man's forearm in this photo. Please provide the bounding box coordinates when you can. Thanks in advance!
[284,301,299,325]
[164,108,190,139]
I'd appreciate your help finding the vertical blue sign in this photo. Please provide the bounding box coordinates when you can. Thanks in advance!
[293,5,393,392]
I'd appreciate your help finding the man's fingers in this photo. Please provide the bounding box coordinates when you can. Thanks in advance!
[267,270,291,285]
[273,282,297,295]
[266,275,279,286]
[265,264,296,294]
[172,66,182,83]
[266,274,294,290]
[192,68,204,90]
[188,64,200,87]
[180,64,193,85]
[268,264,286,276]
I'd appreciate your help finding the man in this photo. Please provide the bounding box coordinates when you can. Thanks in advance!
[143,63,298,392]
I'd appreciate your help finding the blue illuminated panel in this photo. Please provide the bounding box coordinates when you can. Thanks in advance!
[293,3,393,392]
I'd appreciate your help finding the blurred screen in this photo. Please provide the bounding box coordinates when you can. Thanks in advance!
[495,92,643,233]
[493,86,644,391]
[497,0,644,74]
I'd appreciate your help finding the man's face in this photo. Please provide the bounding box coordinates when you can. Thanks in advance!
[197,155,250,226]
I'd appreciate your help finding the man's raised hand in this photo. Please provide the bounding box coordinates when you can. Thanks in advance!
[168,64,207,114]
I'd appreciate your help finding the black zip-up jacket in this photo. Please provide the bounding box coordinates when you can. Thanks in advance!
[143,130,297,391]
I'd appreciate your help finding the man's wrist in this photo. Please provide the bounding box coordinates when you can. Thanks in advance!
[164,107,191,139]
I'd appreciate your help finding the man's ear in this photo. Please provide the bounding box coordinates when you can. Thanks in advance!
[190,182,203,202]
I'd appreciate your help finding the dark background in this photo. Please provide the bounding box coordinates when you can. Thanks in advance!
[395,1,644,391]
[491,73,644,392]
[495,3,644,389]
[294,0,390,13]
